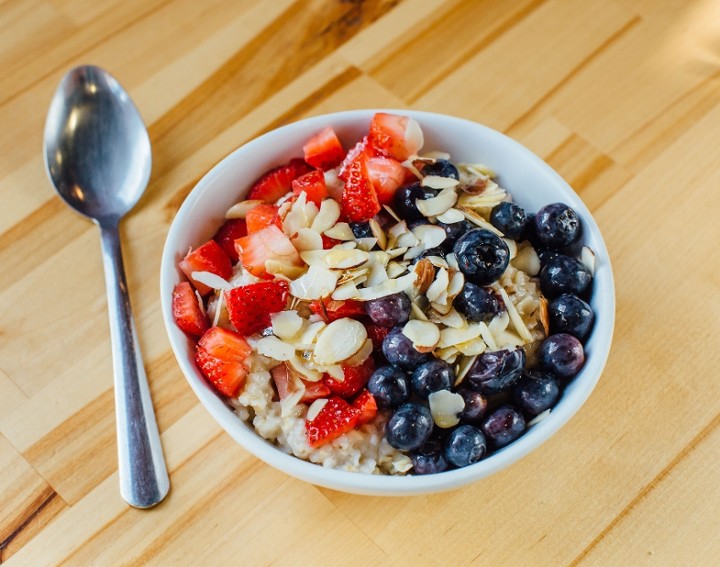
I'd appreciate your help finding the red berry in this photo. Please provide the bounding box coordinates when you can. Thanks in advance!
[235,225,301,278]
[341,155,381,222]
[271,363,331,404]
[323,356,375,398]
[245,203,281,234]
[195,327,252,397]
[247,158,313,203]
[353,389,378,426]
[291,170,327,206]
[303,127,345,170]
[172,282,209,337]
[309,298,366,323]
[213,218,247,262]
[368,112,424,161]
[306,396,361,447]
[179,240,233,295]
[225,280,289,336]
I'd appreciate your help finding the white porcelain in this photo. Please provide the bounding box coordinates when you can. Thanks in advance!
[160,110,615,496]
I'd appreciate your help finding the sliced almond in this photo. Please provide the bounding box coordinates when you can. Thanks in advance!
[295,320,326,349]
[410,301,429,322]
[287,354,322,382]
[428,390,465,428]
[225,199,264,219]
[488,311,510,335]
[527,408,552,427]
[322,364,345,381]
[426,267,449,303]
[459,207,505,236]
[324,249,369,270]
[356,270,417,301]
[383,204,402,222]
[356,237,378,252]
[436,208,466,224]
[456,337,487,356]
[430,307,465,329]
[454,354,478,387]
[414,258,435,294]
[402,319,440,349]
[331,280,359,301]
[498,288,533,343]
[306,398,329,422]
[311,198,341,233]
[289,265,339,300]
[396,230,420,248]
[539,296,550,336]
[504,238,517,260]
[386,247,409,259]
[445,252,459,271]
[421,175,460,190]
[493,330,525,348]
[513,245,541,276]
[312,318,367,365]
[191,271,233,291]
[292,227,323,251]
[386,261,408,279]
[255,336,296,361]
[581,246,596,275]
[438,324,482,349]
[411,224,446,250]
[323,222,355,241]
[271,310,304,341]
[369,218,387,250]
[447,270,464,298]
[345,338,373,367]
[416,187,458,217]
[264,259,306,280]
[435,346,459,363]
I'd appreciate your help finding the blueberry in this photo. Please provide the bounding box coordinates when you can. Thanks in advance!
[453,282,503,323]
[513,370,561,417]
[410,436,449,474]
[481,405,526,448]
[540,333,585,378]
[367,366,410,408]
[453,229,510,285]
[457,388,488,423]
[548,294,594,341]
[438,220,472,251]
[533,203,581,249]
[349,222,373,239]
[490,202,527,240]
[444,425,487,467]
[393,183,435,221]
[365,292,411,328]
[539,254,592,298]
[386,403,434,451]
[382,327,432,370]
[411,359,454,398]
[466,348,526,394]
[422,159,459,180]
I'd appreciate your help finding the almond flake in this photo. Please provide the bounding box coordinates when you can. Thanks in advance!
[410,301,429,321]
[436,346,459,363]
[425,256,449,269]
[386,261,408,279]
[539,296,550,335]
[581,246,596,275]
[255,336,296,361]
[289,265,339,300]
[488,311,510,335]
[504,238,517,260]
[404,117,424,155]
[428,390,465,428]
[324,249,369,269]
[356,237,378,251]
[411,224,446,250]
[426,267,449,303]
[365,259,389,287]
[292,228,323,251]
[385,247,409,259]
[322,364,345,381]
[389,220,410,240]
[431,300,453,315]
[513,245,541,276]
[498,288,533,343]
[401,159,423,180]
[402,319,440,349]
[312,318,367,365]
[283,192,318,236]
[403,245,424,261]
[457,181,505,208]
[295,321,326,348]
[356,270,417,301]
[454,354,478,386]
[446,253,459,270]
[331,280,359,301]
[462,163,495,178]
[287,355,322,382]
[345,338,373,367]
[324,222,355,241]
[456,338,487,356]
[306,398,328,422]
[210,290,226,328]
[369,218,387,250]
[416,187,458,217]
[413,258,435,294]
[430,307,464,329]
[436,208,466,224]
[382,204,402,222]
[421,175,460,190]
[422,151,451,160]
[459,208,505,236]
[439,324,482,348]
[225,199,265,219]
[191,271,233,291]
[493,330,524,348]
[271,310,303,340]
[478,322,498,351]
[447,270,464,298]
[281,385,305,418]
[396,230,420,248]
[527,408,552,427]
[311,198,341,233]
[264,260,306,280]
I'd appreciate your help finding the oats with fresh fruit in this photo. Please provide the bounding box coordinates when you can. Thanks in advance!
[171,112,596,475]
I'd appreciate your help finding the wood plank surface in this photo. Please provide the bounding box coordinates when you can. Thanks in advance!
[1,0,719,564]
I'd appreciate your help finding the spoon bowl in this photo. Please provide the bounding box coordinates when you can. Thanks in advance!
[43,65,169,508]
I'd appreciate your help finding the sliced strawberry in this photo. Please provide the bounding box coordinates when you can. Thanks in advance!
[366,156,410,205]
[271,363,331,403]
[225,280,289,336]
[195,327,251,397]
[368,112,424,161]
[246,203,282,234]
[340,155,381,222]
[306,396,361,447]
[247,158,313,203]
[309,298,366,323]
[213,218,247,262]
[179,240,233,295]
[172,282,210,337]
[352,389,378,426]
[235,225,301,278]
[291,170,327,206]
[303,127,345,170]
[321,234,342,249]
[338,136,373,180]
[365,322,390,351]
[323,356,375,399]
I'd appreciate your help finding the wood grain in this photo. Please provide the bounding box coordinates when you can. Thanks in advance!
[2,0,719,564]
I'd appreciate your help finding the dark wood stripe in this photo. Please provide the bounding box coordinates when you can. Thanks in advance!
[0,486,58,564]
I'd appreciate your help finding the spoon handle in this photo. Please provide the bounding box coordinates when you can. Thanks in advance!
[99,220,170,508]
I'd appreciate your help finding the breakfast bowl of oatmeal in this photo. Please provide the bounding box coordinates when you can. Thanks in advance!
[160,110,615,495]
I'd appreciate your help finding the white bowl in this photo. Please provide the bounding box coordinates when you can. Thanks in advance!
[160,109,615,496]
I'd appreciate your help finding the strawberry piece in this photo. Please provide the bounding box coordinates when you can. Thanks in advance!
[235,225,301,277]
[291,170,327,206]
[321,234,342,249]
[366,156,410,205]
[365,322,390,351]
[172,281,210,337]
[368,112,424,161]
[246,203,282,234]
[340,155,381,222]
[179,240,233,295]
[352,389,378,426]
[247,158,313,203]
[195,327,251,397]
[309,298,366,323]
[306,396,361,447]
[271,363,331,403]
[225,280,289,336]
[303,127,345,170]
[213,218,247,262]
[323,356,375,399]
[338,136,373,180]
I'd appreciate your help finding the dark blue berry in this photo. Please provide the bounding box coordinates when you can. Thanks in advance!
[438,220,472,251]
[444,425,487,467]
[466,348,526,394]
[382,327,432,370]
[365,292,411,328]
[548,294,594,341]
[513,370,561,417]
[349,222,373,239]
[540,333,585,378]
[481,405,526,448]
[367,366,410,408]
[457,388,488,423]
[386,403,434,451]
[422,159,459,180]
[393,183,435,221]
[453,282,503,323]
[539,254,592,298]
[453,229,510,285]
[533,203,581,249]
[411,359,454,398]
[490,202,527,240]
[410,435,449,474]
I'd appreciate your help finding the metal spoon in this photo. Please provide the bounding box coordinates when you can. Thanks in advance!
[43,65,169,508]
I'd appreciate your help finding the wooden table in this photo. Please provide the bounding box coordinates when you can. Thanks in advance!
[2,0,719,564]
